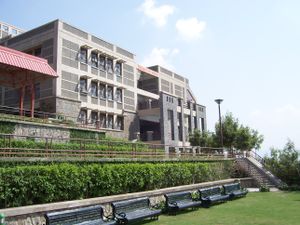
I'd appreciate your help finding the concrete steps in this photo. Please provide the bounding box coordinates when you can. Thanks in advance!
[236,157,282,187]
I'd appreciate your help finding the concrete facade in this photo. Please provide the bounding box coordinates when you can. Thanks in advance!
[0,19,207,146]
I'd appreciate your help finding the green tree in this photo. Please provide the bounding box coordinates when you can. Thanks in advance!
[214,113,263,151]
[215,113,239,149]
[235,125,264,151]
[264,140,300,186]
[189,113,263,151]
[189,130,216,147]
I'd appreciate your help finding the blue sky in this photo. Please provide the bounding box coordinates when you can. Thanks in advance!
[1,0,300,155]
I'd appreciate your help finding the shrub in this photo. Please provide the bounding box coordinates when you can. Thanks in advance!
[259,185,270,192]
[0,161,233,208]
[0,121,16,134]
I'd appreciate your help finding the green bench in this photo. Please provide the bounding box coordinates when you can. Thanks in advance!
[45,205,116,225]
[164,191,202,214]
[198,186,230,207]
[223,183,248,199]
[111,197,161,224]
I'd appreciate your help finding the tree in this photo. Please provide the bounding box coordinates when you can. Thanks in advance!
[214,113,264,151]
[264,140,300,186]
[235,125,264,151]
[189,130,216,147]
[190,112,264,151]
[215,113,239,149]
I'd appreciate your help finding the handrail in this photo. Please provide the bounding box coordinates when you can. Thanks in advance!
[249,151,265,166]
[0,133,228,160]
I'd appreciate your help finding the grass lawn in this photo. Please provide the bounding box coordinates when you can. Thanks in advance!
[139,192,300,225]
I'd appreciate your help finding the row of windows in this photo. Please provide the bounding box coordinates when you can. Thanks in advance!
[79,78,123,102]
[0,24,20,35]
[78,110,124,130]
[79,48,122,76]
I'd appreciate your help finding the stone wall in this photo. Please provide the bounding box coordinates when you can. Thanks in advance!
[55,97,81,120]
[0,120,105,142]
[0,178,255,225]
[14,123,69,140]
[105,112,139,140]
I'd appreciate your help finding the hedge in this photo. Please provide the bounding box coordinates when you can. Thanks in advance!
[0,161,233,208]
[0,138,153,153]
[0,121,16,134]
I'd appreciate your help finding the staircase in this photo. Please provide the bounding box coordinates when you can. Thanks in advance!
[235,151,283,188]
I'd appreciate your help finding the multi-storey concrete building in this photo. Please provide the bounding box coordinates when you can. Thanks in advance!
[0,19,206,147]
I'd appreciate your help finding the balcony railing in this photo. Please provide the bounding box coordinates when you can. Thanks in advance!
[138,100,159,110]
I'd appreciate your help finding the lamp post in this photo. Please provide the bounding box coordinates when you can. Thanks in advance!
[215,99,224,148]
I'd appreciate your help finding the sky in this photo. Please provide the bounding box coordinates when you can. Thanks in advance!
[1,0,300,155]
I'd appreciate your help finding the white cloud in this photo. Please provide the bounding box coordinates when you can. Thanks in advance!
[141,47,179,69]
[176,17,206,41]
[138,0,175,27]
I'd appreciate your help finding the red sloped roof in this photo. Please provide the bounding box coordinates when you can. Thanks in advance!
[0,45,57,77]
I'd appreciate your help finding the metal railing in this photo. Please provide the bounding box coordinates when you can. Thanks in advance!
[0,134,228,161]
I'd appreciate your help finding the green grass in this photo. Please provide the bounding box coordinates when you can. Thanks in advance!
[140,192,300,225]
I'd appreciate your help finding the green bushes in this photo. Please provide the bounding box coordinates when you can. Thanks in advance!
[70,129,105,140]
[0,161,233,208]
[0,138,152,153]
[0,121,16,134]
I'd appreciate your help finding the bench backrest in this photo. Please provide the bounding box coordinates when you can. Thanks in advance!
[199,186,222,198]
[165,191,193,203]
[223,183,241,194]
[112,197,150,215]
[45,205,103,225]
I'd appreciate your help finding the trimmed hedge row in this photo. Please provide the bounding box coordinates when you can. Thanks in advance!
[0,161,233,208]
[0,138,153,152]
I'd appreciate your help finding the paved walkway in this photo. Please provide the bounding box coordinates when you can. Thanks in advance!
[247,187,279,192]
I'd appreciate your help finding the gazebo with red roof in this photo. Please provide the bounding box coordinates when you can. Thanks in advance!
[0,45,57,117]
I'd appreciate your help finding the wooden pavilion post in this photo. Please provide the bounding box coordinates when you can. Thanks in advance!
[19,86,25,116]
[30,82,35,118]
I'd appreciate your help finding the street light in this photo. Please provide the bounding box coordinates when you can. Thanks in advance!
[215,99,224,148]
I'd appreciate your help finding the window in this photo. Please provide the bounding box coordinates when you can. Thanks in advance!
[168,110,175,140]
[187,101,191,109]
[178,99,182,107]
[99,83,106,99]
[116,116,124,130]
[2,25,8,32]
[90,81,98,97]
[115,62,122,76]
[11,29,17,35]
[107,115,113,129]
[99,55,106,70]
[35,83,40,99]
[100,113,106,128]
[193,103,196,111]
[106,58,113,74]
[107,86,113,101]
[79,78,87,93]
[34,48,42,57]
[201,118,205,131]
[91,111,98,124]
[91,52,98,68]
[178,113,183,141]
[79,109,87,124]
[115,88,122,103]
[79,47,87,64]
[194,116,197,129]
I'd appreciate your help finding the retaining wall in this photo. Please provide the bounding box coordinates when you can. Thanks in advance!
[0,177,254,225]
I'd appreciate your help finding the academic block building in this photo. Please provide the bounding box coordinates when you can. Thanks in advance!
[0,19,207,147]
